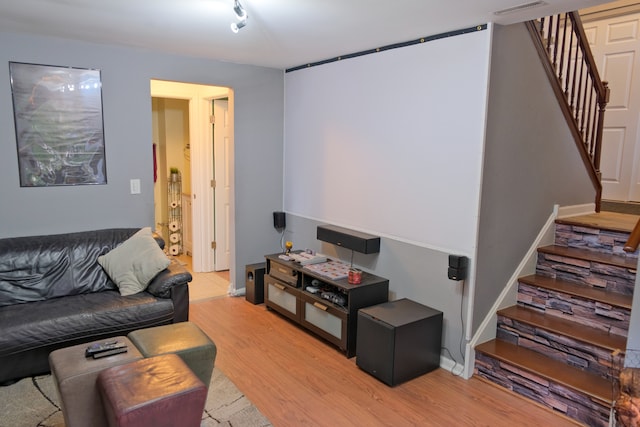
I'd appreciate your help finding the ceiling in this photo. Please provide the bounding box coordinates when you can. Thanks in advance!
[0,0,613,70]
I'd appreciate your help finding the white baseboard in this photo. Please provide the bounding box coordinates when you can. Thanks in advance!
[557,203,596,218]
[464,202,597,379]
[228,283,244,297]
[440,354,467,376]
[466,206,559,376]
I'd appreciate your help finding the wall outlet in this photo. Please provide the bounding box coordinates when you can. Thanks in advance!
[130,179,141,194]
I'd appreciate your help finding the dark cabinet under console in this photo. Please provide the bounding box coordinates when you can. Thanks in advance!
[264,252,388,357]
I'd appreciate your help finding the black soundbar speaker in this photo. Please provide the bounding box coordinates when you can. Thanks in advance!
[448,255,468,281]
[316,224,380,254]
[273,211,286,230]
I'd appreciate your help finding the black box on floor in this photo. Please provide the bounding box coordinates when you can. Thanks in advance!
[245,263,266,304]
[356,298,442,386]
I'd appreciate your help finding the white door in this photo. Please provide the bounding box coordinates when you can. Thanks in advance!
[213,100,231,271]
[584,13,640,201]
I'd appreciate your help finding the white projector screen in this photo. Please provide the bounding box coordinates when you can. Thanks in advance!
[284,29,491,253]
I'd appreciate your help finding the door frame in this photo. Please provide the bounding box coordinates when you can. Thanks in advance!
[150,79,234,273]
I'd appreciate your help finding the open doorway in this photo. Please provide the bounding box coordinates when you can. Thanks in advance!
[150,80,235,292]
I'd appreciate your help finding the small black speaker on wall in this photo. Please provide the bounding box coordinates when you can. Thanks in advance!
[273,211,286,230]
[448,255,468,281]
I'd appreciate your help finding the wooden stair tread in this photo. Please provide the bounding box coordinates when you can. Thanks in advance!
[498,305,627,352]
[476,339,613,405]
[519,274,633,310]
[538,244,638,270]
[556,211,640,234]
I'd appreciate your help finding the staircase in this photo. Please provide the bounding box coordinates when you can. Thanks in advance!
[475,212,638,426]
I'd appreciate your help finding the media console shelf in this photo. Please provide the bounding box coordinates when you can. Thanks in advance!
[264,252,389,357]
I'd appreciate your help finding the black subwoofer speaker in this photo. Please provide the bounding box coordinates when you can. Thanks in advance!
[357,299,442,386]
[245,263,266,304]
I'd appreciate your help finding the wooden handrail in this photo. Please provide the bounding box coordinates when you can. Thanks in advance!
[624,217,640,253]
[526,12,609,212]
[568,13,608,99]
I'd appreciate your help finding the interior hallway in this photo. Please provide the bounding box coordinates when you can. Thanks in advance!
[175,254,230,302]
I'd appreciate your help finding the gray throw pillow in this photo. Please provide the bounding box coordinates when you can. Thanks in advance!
[98,227,170,296]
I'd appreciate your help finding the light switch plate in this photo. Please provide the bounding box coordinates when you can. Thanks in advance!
[130,179,141,194]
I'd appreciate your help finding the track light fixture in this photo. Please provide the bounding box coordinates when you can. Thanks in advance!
[231,19,247,33]
[233,0,247,20]
[231,0,248,33]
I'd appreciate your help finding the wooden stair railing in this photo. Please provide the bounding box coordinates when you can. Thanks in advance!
[624,217,640,253]
[526,12,610,212]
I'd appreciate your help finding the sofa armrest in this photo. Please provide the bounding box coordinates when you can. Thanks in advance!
[170,282,189,322]
[146,259,192,299]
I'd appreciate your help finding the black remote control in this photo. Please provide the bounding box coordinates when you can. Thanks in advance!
[92,346,128,359]
[85,341,126,357]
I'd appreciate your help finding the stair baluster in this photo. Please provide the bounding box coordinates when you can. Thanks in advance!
[527,12,610,211]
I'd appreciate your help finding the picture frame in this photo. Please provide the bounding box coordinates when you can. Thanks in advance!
[9,62,107,187]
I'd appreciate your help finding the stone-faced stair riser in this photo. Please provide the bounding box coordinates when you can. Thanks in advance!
[517,282,631,338]
[497,315,625,381]
[474,216,637,426]
[536,252,636,296]
[555,223,639,260]
[475,352,611,427]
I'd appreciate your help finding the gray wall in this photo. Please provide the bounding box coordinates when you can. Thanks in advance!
[473,23,596,330]
[0,32,284,288]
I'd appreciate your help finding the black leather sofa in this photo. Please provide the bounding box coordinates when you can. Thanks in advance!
[0,228,192,385]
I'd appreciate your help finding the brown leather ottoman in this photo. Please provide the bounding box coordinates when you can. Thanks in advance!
[97,353,207,427]
[128,321,216,388]
[49,337,143,427]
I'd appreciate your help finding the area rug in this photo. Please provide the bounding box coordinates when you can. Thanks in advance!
[0,367,271,427]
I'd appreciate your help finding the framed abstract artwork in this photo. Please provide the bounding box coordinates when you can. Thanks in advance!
[9,62,107,186]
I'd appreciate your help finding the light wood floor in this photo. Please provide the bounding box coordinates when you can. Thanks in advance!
[175,254,230,302]
[190,297,581,427]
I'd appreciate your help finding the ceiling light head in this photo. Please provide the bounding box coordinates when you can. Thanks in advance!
[231,19,247,33]
[233,0,247,20]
